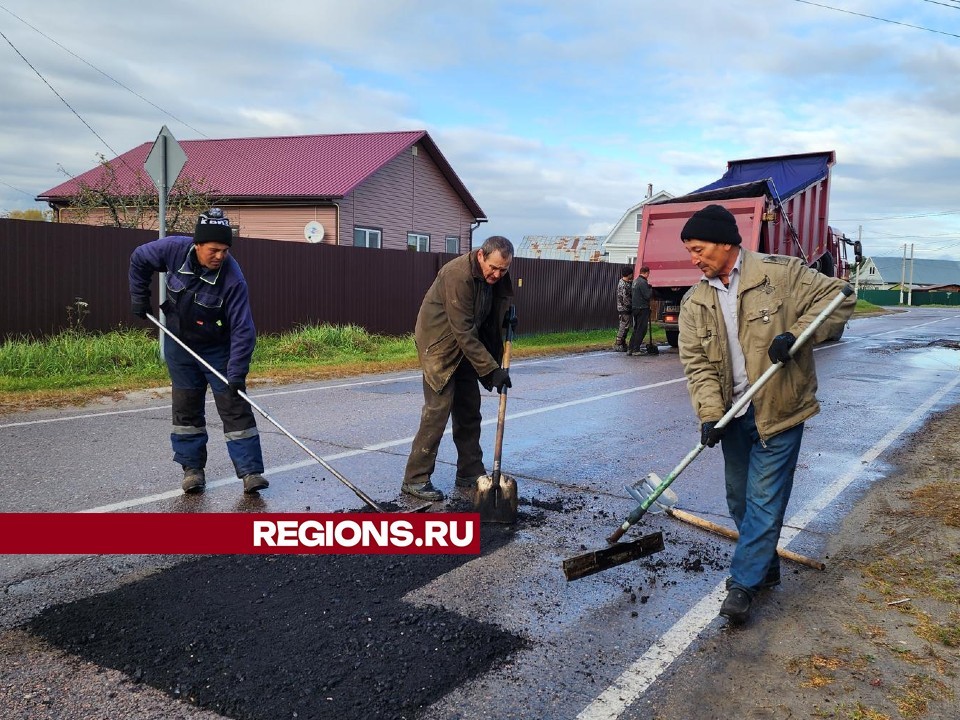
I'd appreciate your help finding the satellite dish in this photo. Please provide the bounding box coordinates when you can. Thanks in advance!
[304,221,325,243]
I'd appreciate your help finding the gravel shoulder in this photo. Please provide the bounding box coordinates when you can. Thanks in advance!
[640,406,960,720]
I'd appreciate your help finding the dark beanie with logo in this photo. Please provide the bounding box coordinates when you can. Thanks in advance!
[680,204,742,245]
[194,208,233,246]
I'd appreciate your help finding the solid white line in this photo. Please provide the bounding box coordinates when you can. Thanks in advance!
[576,373,960,720]
[77,376,687,513]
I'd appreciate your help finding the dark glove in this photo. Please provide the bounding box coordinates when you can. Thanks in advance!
[131,299,152,319]
[484,368,511,394]
[503,310,518,330]
[701,421,725,448]
[767,332,797,364]
[228,379,246,399]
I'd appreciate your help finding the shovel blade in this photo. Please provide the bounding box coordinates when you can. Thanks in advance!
[475,474,518,524]
[562,532,665,581]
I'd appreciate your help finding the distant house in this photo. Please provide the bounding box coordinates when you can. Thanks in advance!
[514,235,606,262]
[36,130,485,254]
[602,189,675,265]
[854,256,960,290]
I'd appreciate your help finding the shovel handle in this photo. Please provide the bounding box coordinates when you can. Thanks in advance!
[490,306,515,484]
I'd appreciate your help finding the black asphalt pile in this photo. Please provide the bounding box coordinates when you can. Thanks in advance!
[26,526,524,720]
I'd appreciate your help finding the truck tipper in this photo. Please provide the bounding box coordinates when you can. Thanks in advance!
[635,150,861,347]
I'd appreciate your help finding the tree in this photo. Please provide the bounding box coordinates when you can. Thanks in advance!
[62,154,221,234]
[2,209,52,221]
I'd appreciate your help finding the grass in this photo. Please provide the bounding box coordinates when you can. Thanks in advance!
[0,299,883,411]
[0,323,623,411]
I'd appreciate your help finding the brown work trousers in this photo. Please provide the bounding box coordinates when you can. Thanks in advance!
[403,361,485,486]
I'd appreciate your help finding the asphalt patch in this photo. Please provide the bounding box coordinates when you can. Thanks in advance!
[26,528,524,720]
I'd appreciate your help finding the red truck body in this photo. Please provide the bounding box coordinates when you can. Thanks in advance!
[635,151,854,346]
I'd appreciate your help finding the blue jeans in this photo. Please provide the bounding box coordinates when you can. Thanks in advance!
[720,404,804,595]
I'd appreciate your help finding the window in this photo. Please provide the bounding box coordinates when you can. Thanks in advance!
[407,232,429,252]
[445,235,460,254]
[354,227,381,249]
[635,213,643,232]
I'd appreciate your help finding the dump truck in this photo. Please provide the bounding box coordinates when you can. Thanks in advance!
[635,150,862,347]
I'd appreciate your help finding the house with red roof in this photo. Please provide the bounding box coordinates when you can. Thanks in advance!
[37,130,486,253]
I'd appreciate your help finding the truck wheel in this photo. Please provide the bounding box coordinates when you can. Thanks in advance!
[815,253,836,277]
[666,329,680,348]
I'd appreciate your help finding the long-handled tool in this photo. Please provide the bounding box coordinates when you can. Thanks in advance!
[607,284,854,544]
[626,478,825,570]
[475,305,519,524]
[644,310,659,355]
[146,314,430,513]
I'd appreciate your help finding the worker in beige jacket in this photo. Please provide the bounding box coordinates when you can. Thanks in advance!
[678,204,854,625]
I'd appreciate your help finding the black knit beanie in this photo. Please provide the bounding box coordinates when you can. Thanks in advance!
[680,204,742,245]
[194,208,233,246]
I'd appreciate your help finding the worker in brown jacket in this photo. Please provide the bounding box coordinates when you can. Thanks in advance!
[402,236,515,501]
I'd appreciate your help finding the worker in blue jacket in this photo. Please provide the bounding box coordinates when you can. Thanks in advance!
[129,209,267,495]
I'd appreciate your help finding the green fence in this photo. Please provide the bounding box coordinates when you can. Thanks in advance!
[858,289,960,307]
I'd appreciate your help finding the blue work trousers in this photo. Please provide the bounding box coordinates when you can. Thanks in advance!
[164,337,264,478]
[720,404,804,595]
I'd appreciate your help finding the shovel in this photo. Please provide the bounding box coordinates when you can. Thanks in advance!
[475,305,519,524]
[626,477,825,570]
[146,314,431,513]
[607,284,854,544]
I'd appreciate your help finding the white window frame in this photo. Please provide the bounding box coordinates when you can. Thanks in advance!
[354,227,382,249]
[445,235,460,254]
[407,232,429,252]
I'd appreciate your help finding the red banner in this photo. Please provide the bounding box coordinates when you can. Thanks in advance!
[0,513,481,555]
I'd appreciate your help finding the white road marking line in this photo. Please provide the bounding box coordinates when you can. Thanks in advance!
[576,373,960,720]
[77,377,688,513]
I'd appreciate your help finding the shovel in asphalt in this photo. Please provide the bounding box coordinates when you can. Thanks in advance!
[475,305,519,524]
[606,285,854,545]
[146,314,431,513]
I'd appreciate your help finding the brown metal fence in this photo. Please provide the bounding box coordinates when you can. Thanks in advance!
[0,219,623,339]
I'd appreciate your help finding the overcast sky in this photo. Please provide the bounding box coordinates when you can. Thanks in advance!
[2,0,960,260]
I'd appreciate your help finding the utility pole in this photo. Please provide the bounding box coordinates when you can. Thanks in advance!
[854,225,862,296]
[908,243,915,306]
[900,244,906,305]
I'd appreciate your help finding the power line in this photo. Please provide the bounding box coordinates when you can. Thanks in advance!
[834,209,960,222]
[792,0,960,38]
[0,3,211,141]
[0,27,130,169]
[919,0,960,10]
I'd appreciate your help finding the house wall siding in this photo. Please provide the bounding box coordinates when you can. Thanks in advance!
[348,143,472,253]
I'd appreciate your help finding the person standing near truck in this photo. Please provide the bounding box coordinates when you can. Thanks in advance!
[613,266,633,351]
[677,204,854,625]
[627,266,653,356]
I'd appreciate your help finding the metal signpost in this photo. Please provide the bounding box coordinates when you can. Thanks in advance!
[143,125,187,358]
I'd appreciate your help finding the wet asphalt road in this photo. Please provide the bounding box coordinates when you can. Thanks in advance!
[2,307,960,719]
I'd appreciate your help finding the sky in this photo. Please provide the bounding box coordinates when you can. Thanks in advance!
[2,0,960,261]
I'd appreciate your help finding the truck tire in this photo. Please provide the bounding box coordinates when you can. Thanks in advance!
[815,253,836,278]
[666,329,680,348]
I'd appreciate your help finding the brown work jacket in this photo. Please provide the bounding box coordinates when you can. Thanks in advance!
[414,250,514,393]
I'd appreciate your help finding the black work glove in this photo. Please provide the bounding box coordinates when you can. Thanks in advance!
[503,310,518,330]
[131,298,152,319]
[228,379,246,400]
[701,421,725,448]
[767,332,797,365]
[484,368,511,394]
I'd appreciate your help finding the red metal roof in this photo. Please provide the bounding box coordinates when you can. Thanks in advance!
[38,130,485,219]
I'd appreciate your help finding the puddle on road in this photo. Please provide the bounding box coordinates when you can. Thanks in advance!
[870,339,960,372]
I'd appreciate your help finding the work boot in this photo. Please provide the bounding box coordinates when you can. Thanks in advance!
[612,344,627,352]
[242,473,269,494]
[182,467,206,494]
[401,480,444,502]
[455,474,482,489]
[719,588,752,625]
[725,566,781,592]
